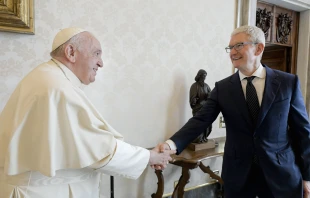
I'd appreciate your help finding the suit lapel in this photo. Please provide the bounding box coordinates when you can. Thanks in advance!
[229,71,252,127]
[256,65,281,129]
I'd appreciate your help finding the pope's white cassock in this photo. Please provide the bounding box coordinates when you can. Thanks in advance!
[0,58,150,198]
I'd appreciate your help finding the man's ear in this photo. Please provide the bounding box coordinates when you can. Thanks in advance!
[64,44,77,63]
[255,43,264,56]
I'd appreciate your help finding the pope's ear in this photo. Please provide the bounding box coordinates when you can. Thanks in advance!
[255,43,264,56]
[64,44,77,63]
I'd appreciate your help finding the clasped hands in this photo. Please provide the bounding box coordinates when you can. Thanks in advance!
[149,143,175,170]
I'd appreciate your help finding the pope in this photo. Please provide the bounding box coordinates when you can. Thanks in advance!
[0,27,175,198]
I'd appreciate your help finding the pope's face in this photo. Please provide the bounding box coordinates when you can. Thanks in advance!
[229,33,257,71]
[75,33,103,85]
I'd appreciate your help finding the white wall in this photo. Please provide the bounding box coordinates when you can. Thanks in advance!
[0,0,236,197]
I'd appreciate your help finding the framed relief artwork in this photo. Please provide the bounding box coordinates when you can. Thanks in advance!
[0,0,34,34]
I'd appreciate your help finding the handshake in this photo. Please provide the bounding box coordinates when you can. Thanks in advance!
[148,143,176,170]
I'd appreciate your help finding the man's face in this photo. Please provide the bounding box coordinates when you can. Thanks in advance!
[75,33,103,85]
[228,33,257,71]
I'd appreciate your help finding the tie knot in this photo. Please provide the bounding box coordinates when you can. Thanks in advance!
[245,76,256,82]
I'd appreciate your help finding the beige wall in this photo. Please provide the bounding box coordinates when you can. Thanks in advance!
[0,0,236,197]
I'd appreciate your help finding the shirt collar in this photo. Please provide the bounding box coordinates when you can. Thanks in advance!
[239,63,266,81]
[51,58,84,89]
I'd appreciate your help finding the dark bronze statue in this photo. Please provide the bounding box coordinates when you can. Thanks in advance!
[190,69,212,143]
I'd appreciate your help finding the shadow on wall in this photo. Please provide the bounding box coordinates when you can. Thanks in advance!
[165,71,189,139]
[133,71,189,198]
[136,167,148,198]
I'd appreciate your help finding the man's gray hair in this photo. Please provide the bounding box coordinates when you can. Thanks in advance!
[232,25,265,47]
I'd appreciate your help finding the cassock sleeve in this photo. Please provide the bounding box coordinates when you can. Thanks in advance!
[89,139,150,179]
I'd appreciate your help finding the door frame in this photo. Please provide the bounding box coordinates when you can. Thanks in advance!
[236,0,310,114]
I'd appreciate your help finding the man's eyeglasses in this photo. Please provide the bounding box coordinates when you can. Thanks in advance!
[225,42,257,53]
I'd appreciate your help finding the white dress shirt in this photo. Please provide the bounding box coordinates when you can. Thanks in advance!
[239,64,266,106]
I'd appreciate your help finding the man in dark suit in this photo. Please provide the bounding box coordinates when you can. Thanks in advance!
[157,25,310,198]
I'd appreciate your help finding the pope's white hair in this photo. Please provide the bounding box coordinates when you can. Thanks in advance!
[50,32,90,58]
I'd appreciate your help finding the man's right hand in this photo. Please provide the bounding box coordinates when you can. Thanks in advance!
[158,142,171,153]
[149,143,176,170]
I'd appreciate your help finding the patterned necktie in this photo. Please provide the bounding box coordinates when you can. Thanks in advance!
[245,76,260,127]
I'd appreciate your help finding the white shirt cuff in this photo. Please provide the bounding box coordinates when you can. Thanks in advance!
[165,139,177,151]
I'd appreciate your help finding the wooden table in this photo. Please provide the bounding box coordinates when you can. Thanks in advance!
[151,137,225,198]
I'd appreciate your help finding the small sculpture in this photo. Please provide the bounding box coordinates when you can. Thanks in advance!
[276,13,292,44]
[256,8,272,39]
[190,69,212,143]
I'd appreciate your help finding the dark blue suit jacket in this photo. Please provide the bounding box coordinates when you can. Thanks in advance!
[170,65,310,197]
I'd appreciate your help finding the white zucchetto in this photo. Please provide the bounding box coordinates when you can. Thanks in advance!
[51,27,86,51]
